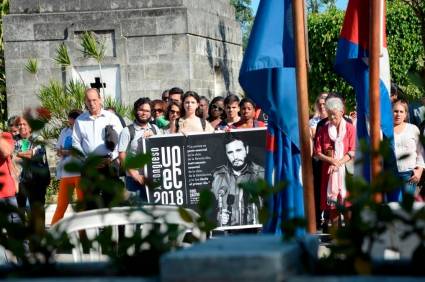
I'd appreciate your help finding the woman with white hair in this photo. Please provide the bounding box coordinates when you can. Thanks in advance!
[314,97,356,226]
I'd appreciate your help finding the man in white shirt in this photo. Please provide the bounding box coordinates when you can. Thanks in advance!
[72,88,123,208]
[118,97,161,201]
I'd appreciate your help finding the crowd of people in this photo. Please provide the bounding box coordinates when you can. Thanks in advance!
[0,86,267,227]
[310,88,425,230]
[0,84,424,231]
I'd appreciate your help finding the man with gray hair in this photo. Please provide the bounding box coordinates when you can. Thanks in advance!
[72,88,123,208]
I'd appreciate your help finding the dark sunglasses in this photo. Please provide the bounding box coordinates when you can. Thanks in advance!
[170,110,180,114]
[153,108,164,113]
[212,104,224,111]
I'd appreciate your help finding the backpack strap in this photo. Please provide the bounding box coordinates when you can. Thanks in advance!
[175,118,180,133]
[150,124,157,135]
[126,124,135,151]
[201,118,206,131]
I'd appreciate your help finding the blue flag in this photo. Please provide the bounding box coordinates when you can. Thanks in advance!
[239,0,305,234]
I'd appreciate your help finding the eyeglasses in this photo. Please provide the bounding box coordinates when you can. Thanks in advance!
[153,109,164,113]
[212,104,224,111]
[170,110,180,115]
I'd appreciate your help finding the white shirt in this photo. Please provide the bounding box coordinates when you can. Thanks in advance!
[394,123,425,172]
[72,109,123,159]
[118,122,161,177]
[56,127,80,178]
[118,122,161,156]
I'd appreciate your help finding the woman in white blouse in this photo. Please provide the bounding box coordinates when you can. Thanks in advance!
[389,99,424,202]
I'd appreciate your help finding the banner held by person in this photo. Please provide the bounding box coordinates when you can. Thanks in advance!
[142,128,266,228]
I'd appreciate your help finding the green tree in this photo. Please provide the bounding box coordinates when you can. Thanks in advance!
[398,0,425,90]
[229,0,254,49]
[307,0,337,14]
[387,0,423,96]
[307,1,423,109]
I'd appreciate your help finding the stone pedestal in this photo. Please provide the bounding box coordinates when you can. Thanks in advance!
[161,235,318,282]
[4,0,243,116]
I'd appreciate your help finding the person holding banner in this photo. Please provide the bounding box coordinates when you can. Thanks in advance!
[118,98,161,200]
[163,102,182,134]
[233,98,265,129]
[212,135,264,226]
[218,94,241,130]
[207,96,225,130]
[174,91,214,134]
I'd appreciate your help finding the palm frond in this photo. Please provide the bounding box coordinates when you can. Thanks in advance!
[25,58,38,74]
[79,31,106,63]
[54,43,72,67]
[104,96,131,120]
[65,80,86,110]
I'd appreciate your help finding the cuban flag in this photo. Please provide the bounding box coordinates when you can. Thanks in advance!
[334,0,394,181]
[239,0,304,234]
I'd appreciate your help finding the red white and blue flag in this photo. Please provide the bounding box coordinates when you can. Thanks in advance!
[239,0,304,234]
[335,0,394,180]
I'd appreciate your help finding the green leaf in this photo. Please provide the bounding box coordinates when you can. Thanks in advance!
[25,58,38,74]
[79,31,106,63]
[54,43,72,67]
[198,189,214,212]
[407,70,425,90]
[124,153,152,169]
[178,207,194,223]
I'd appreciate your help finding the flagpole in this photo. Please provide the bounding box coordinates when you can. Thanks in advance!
[293,0,316,233]
[370,0,383,202]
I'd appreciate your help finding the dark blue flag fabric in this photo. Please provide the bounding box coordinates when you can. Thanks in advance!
[239,0,305,234]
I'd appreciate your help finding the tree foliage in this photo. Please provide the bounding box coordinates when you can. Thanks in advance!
[307,1,423,110]
[387,0,424,97]
[307,0,336,14]
[229,0,254,49]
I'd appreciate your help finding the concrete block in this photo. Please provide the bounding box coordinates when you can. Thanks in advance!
[143,36,172,55]
[6,94,24,116]
[4,68,23,87]
[144,62,187,81]
[138,79,161,91]
[20,41,51,59]
[172,35,188,53]
[9,0,40,14]
[39,0,79,13]
[34,23,67,40]
[121,18,157,37]
[4,42,21,59]
[160,79,187,90]
[112,0,183,9]
[161,235,307,282]
[126,55,159,66]
[126,37,144,56]
[156,10,187,35]
[3,16,34,41]
[126,66,144,82]
[80,0,112,11]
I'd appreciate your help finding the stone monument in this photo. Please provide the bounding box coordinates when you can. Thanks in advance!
[3,0,243,116]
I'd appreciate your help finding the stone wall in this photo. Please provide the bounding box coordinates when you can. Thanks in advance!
[4,0,242,116]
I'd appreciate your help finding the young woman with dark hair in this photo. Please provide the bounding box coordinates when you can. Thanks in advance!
[207,96,225,129]
[173,91,214,134]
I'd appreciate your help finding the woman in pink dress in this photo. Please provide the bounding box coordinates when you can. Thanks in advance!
[314,97,355,226]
